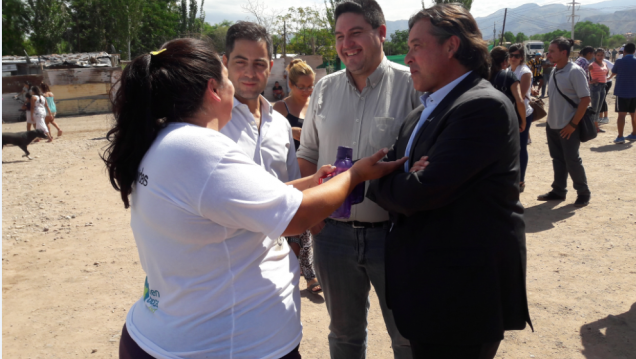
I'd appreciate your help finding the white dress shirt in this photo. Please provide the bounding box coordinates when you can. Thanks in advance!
[221,96,301,182]
[404,71,472,172]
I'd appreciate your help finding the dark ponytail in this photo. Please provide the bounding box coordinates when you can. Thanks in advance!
[102,38,224,208]
[489,46,509,82]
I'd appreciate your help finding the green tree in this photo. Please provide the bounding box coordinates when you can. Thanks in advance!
[25,0,70,54]
[574,21,609,48]
[515,32,528,44]
[385,29,408,55]
[606,34,626,49]
[111,0,144,60]
[503,31,515,44]
[134,0,181,57]
[2,0,31,56]
[433,0,472,11]
[203,20,233,54]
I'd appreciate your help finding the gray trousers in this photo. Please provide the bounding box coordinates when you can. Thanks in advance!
[546,124,591,197]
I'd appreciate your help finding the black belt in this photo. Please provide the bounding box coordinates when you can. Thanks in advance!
[326,218,390,229]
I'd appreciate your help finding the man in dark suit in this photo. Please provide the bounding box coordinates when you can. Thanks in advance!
[366,4,532,359]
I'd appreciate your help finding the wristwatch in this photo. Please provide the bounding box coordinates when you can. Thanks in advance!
[568,121,578,129]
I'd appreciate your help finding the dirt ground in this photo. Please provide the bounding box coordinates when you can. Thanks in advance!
[3,95,636,359]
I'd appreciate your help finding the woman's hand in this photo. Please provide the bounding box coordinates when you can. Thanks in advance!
[350,148,407,183]
[409,156,430,173]
[292,127,302,142]
[520,120,527,133]
[312,164,336,186]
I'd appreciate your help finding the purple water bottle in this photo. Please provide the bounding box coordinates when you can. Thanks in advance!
[330,146,354,219]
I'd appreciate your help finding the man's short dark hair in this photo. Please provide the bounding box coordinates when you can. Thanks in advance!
[625,43,635,54]
[408,4,490,79]
[334,0,385,29]
[580,46,594,56]
[550,37,575,56]
[225,21,273,60]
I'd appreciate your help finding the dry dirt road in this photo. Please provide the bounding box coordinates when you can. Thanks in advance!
[2,99,635,358]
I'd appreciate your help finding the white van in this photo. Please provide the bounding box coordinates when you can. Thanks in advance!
[523,41,544,60]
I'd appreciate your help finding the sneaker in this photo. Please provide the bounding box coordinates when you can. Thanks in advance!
[626,134,636,141]
[537,192,566,201]
[527,138,532,145]
[614,137,626,144]
[599,117,610,124]
[574,195,590,208]
[598,128,606,133]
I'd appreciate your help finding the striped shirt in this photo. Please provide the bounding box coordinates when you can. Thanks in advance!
[527,59,543,77]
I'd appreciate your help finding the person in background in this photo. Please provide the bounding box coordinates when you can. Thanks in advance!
[103,37,406,359]
[489,46,527,135]
[30,86,53,142]
[24,93,35,132]
[509,43,534,192]
[273,81,284,100]
[367,5,532,358]
[541,52,555,98]
[527,52,543,93]
[605,49,611,60]
[611,48,618,62]
[297,0,419,357]
[220,22,322,296]
[538,37,591,207]
[575,47,594,80]
[588,48,609,133]
[40,83,63,137]
[273,58,321,294]
[608,42,636,143]
[598,58,614,124]
[617,50,624,60]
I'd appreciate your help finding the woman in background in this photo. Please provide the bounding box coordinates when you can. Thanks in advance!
[41,83,63,137]
[274,59,321,294]
[589,48,609,133]
[30,86,53,142]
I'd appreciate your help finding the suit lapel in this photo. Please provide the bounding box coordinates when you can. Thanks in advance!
[408,73,484,160]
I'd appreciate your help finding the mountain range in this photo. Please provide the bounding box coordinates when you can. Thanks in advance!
[385,0,636,42]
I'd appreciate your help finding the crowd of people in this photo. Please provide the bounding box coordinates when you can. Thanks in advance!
[18,81,63,142]
[99,1,635,358]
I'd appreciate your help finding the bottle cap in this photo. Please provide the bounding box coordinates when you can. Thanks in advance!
[336,146,353,160]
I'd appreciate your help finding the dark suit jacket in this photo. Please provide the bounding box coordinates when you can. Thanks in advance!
[367,72,532,345]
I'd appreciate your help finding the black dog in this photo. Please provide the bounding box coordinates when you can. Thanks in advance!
[2,129,49,160]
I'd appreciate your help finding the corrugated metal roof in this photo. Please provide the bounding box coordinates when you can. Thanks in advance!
[2,52,113,68]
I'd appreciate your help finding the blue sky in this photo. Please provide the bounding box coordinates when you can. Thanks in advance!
[202,0,608,24]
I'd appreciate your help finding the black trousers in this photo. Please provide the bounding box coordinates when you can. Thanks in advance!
[410,340,501,359]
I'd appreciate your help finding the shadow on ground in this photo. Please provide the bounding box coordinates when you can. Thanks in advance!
[524,201,578,233]
[300,289,325,304]
[580,302,636,359]
[590,143,633,152]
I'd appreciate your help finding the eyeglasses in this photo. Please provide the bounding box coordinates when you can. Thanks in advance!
[295,85,314,92]
[510,54,522,59]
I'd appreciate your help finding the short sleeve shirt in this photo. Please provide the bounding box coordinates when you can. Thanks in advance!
[527,59,543,77]
[126,123,303,359]
[547,62,591,129]
[490,69,521,124]
[512,65,534,117]
[611,54,636,98]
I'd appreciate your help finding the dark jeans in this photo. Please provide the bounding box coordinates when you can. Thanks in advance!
[601,81,613,113]
[590,83,606,122]
[313,219,412,359]
[541,72,551,97]
[519,112,534,183]
[410,340,501,359]
[546,124,591,197]
[119,324,302,359]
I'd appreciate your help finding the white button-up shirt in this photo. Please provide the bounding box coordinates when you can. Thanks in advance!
[221,96,301,182]
[298,57,421,222]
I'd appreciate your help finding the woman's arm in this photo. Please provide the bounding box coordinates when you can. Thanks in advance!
[510,82,527,132]
[519,72,532,99]
[30,97,36,119]
[44,100,51,116]
[283,149,407,236]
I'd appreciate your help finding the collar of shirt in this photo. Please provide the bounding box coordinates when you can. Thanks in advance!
[404,70,472,172]
[229,95,274,162]
[345,56,389,92]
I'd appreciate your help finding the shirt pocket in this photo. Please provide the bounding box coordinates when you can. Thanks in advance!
[369,116,400,149]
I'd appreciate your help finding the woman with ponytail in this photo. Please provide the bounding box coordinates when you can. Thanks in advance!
[103,38,406,359]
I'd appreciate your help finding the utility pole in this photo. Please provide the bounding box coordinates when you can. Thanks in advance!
[567,0,580,53]
[500,8,507,45]
[282,20,287,58]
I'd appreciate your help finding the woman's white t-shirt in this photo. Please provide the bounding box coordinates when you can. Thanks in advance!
[512,65,535,117]
[125,123,304,359]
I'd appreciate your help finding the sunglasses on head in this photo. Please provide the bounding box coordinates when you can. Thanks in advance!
[510,54,522,59]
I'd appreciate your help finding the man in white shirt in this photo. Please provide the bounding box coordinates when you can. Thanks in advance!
[221,22,300,183]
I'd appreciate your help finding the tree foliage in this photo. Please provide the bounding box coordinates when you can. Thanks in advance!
[202,20,233,54]
[503,31,515,44]
[515,32,528,44]
[433,0,472,11]
[2,0,31,55]
[384,30,408,55]
[25,0,70,54]
[529,21,613,51]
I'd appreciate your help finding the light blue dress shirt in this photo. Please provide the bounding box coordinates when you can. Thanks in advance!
[404,71,472,172]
